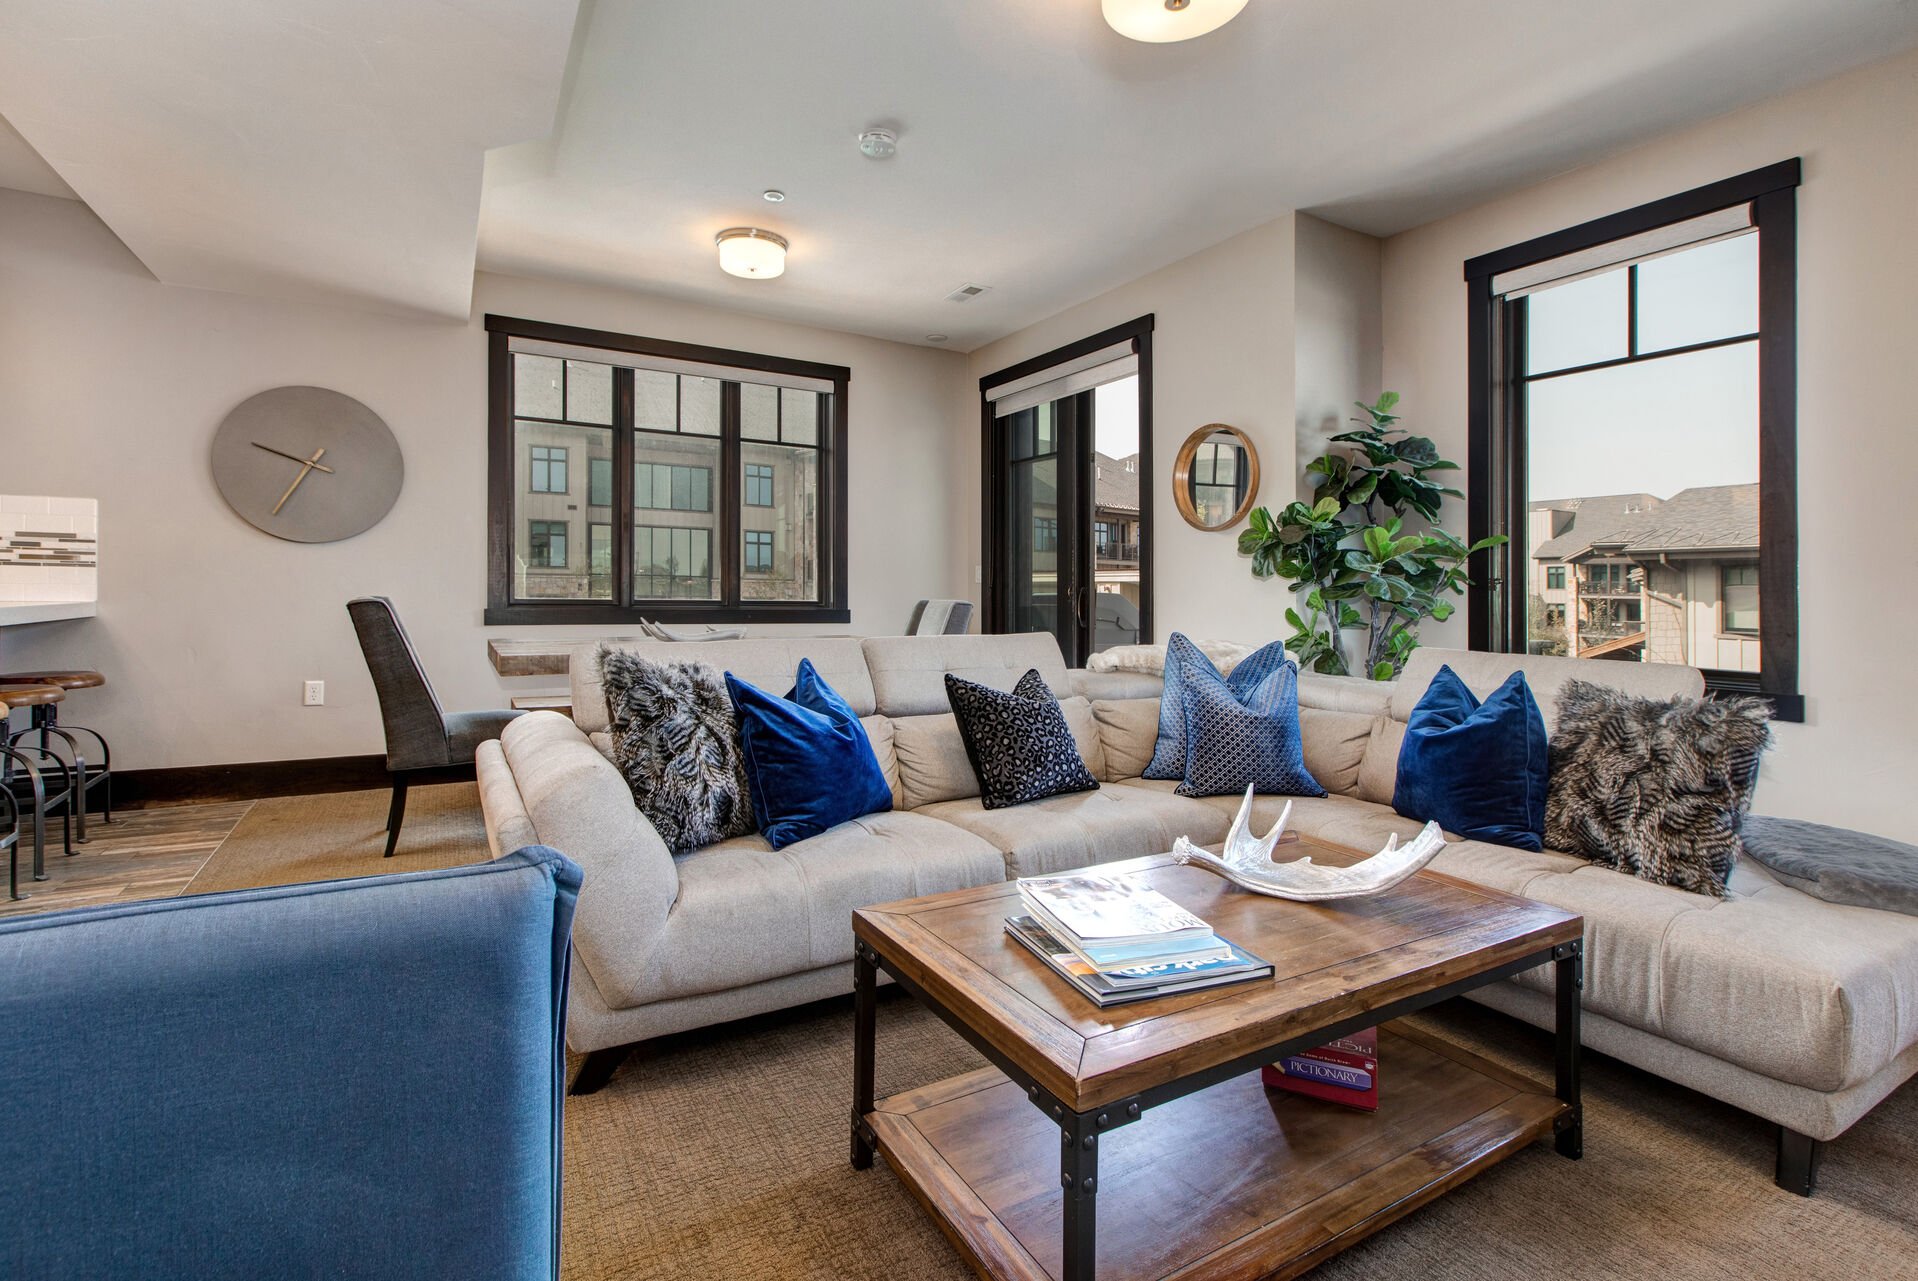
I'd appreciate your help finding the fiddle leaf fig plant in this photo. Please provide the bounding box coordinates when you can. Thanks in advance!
[1240,392,1504,680]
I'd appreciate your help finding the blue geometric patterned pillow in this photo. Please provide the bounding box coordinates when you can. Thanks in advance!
[1143,633,1291,780]
[1175,658,1326,799]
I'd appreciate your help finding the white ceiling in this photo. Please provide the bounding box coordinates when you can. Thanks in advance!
[2,1,1914,341]
[479,0,1918,349]
[0,0,579,318]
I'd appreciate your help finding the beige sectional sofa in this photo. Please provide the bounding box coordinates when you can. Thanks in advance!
[476,633,1918,1192]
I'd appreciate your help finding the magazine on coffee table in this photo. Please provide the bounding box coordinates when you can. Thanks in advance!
[1005,914,1272,1007]
[1016,872,1214,947]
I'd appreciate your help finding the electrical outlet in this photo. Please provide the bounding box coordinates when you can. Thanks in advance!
[303,680,325,707]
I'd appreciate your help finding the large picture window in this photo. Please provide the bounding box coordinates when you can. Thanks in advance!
[486,315,850,624]
[1464,161,1801,719]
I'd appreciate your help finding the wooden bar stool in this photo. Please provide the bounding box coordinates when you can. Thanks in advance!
[0,684,78,893]
[0,669,111,840]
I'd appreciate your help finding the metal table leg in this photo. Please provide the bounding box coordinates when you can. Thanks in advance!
[1554,939,1584,1159]
[1060,1109,1099,1281]
[851,940,878,1170]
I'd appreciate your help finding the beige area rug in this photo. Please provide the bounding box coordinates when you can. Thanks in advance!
[561,994,1918,1281]
[182,782,490,895]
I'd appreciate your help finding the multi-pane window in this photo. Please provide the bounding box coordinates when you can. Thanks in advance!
[1034,516,1058,553]
[635,463,713,513]
[1545,566,1566,590]
[529,445,568,494]
[744,463,774,507]
[1722,564,1760,634]
[1094,521,1112,554]
[633,526,712,599]
[490,317,848,621]
[744,530,773,573]
[528,520,568,569]
[1474,164,1800,715]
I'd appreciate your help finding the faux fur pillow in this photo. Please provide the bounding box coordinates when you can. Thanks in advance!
[596,646,754,854]
[1545,679,1772,897]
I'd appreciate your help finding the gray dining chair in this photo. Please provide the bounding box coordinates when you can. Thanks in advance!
[347,597,523,857]
[907,599,974,635]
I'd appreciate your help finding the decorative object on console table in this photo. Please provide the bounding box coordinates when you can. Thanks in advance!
[1174,788,1447,901]
[211,386,404,543]
[1237,392,1503,679]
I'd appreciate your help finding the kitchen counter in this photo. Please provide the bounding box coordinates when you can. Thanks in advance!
[0,600,98,626]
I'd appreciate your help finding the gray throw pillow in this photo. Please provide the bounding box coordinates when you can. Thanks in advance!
[1739,816,1918,916]
[1545,679,1771,897]
[597,645,754,854]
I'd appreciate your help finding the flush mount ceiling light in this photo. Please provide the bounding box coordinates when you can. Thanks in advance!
[762,189,786,203]
[1102,0,1248,42]
[857,129,898,159]
[715,227,788,279]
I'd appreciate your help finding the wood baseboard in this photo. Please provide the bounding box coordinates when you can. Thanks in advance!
[114,756,476,809]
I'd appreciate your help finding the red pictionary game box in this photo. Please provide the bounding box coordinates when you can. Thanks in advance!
[1261,1027,1379,1111]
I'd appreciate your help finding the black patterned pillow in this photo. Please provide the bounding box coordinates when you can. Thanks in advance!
[597,646,755,854]
[1545,679,1772,897]
[944,669,1099,810]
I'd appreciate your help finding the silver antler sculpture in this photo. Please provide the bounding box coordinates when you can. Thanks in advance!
[1172,787,1447,902]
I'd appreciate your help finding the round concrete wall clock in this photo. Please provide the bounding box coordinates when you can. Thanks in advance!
[210,386,404,543]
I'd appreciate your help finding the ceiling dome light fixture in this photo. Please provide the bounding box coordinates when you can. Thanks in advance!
[715,227,788,279]
[857,129,898,159]
[1102,0,1248,42]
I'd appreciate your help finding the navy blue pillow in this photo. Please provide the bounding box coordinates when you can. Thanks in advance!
[1393,665,1548,850]
[1144,633,1292,780]
[725,659,893,850]
[1176,657,1325,798]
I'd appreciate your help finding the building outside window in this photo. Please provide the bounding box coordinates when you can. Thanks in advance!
[1546,566,1566,590]
[528,519,568,569]
[744,463,774,507]
[1034,516,1058,553]
[530,445,568,494]
[1722,563,1760,634]
[488,315,848,623]
[744,529,772,573]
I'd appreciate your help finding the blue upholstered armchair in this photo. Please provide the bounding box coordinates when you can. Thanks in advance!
[0,847,581,1280]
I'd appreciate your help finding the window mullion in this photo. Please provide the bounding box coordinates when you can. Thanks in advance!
[613,367,635,606]
[720,381,741,607]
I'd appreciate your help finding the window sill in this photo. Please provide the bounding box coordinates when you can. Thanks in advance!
[483,602,850,627]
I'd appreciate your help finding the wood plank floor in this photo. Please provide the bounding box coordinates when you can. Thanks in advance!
[1,800,254,917]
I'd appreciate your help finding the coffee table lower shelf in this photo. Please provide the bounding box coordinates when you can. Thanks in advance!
[867,1022,1567,1281]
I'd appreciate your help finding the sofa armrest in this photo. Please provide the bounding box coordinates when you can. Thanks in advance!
[495,711,679,994]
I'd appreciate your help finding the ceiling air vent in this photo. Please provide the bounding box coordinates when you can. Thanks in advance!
[944,283,991,303]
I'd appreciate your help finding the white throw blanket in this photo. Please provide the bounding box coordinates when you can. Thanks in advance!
[1086,638,1275,677]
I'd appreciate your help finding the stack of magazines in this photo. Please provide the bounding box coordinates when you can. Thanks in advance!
[1006,873,1272,1007]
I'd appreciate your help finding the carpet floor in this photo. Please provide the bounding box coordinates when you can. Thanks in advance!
[176,785,1918,1278]
[182,782,488,894]
[562,993,1918,1281]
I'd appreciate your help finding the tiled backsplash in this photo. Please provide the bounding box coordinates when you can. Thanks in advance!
[0,495,99,603]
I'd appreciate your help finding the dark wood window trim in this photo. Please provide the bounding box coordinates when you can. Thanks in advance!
[485,314,851,626]
[979,314,1154,662]
[1464,160,1803,721]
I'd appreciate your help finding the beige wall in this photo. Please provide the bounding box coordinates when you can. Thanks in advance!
[1293,212,1383,496]
[1379,48,1918,834]
[0,189,971,769]
[967,216,1300,643]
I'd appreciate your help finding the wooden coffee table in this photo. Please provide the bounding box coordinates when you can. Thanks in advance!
[850,844,1585,1281]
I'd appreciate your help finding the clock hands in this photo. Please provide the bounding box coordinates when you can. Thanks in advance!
[252,440,335,474]
[269,446,330,515]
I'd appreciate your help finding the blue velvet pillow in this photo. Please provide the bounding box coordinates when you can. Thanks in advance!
[1144,632,1292,780]
[1176,657,1326,799]
[1393,665,1548,850]
[725,659,893,850]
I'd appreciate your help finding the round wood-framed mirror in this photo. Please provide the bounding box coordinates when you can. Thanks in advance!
[1172,424,1260,531]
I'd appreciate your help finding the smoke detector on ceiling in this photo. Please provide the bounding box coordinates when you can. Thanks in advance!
[857,129,898,159]
[943,283,990,303]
